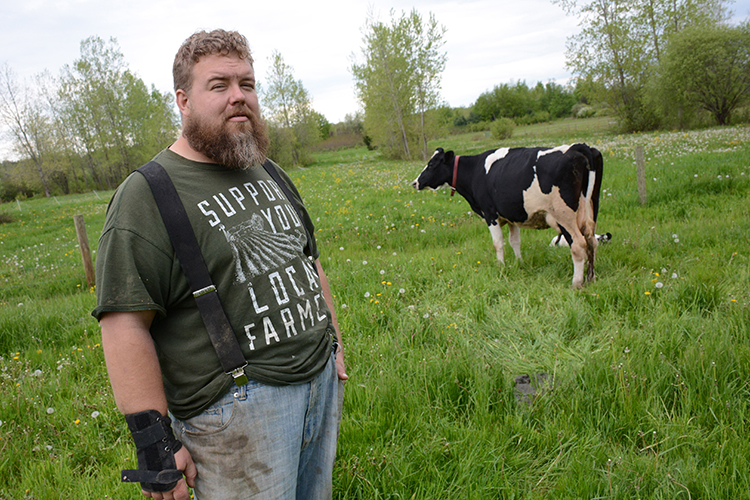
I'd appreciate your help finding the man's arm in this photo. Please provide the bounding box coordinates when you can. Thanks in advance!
[100,311,196,500]
[315,259,348,381]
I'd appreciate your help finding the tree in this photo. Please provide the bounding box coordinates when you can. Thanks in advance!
[0,64,52,197]
[351,8,446,160]
[261,50,321,166]
[660,24,750,125]
[554,0,730,131]
[58,36,177,189]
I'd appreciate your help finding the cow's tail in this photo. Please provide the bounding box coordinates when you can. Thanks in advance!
[568,143,603,222]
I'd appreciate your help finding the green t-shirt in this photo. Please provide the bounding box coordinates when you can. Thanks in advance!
[93,149,333,419]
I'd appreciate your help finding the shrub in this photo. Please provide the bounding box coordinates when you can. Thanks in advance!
[490,117,516,140]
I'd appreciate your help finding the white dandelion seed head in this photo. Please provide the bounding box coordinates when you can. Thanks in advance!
[672,273,678,279]
[399,288,405,294]
[423,313,430,319]
[364,292,370,298]
[380,270,385,275]
[46,408,54,414]
[339,247,344,251]
[655,282,664,288]
[91,411,100,418]
[362,261,368,265]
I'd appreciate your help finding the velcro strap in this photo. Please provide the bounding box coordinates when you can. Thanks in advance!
[129,421,169,448]
[122,468,183,485]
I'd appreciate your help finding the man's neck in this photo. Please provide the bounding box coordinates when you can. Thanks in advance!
[169,134,215,163]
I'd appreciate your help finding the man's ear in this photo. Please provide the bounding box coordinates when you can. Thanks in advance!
[175,89,190,115]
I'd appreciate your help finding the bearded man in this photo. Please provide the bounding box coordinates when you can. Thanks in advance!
[93,29,346,500]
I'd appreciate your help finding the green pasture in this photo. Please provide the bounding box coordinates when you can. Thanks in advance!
[1,122,749,498]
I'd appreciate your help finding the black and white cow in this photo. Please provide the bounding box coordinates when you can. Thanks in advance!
[411,144,604,287]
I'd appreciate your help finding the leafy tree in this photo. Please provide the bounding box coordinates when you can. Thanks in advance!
[261,50,321,167]
[660,24,750,125]
[554,0,730,131]
[0,64,53,197]
[58,36,177,189]
[351,8,446,160]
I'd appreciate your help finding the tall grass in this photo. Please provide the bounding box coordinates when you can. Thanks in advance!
[1,122,748,498]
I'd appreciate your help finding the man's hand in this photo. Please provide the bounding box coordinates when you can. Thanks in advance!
[142,447,197,500]
[336,347,348,381]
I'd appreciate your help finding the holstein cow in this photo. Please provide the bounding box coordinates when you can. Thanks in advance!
[412,144,603,287]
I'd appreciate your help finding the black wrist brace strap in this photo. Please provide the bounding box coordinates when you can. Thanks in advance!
[121,410,183,492]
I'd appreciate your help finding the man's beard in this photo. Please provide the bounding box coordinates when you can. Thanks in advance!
[182,108,270,170]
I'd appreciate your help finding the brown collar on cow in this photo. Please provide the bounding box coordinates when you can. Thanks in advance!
[451,155,460,197]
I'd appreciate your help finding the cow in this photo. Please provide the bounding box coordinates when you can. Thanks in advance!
[411,144,604,288]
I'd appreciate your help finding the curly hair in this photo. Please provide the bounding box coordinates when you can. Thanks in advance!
[173,29,253,92]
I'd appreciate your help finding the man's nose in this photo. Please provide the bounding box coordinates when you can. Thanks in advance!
[228,83,246,104]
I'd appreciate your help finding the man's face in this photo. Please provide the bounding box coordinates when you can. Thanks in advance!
[179,52,269,169]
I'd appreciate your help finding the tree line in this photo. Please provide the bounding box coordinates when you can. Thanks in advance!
[0,37,178,201]
[0,37,330,201]
[2,2,749,199]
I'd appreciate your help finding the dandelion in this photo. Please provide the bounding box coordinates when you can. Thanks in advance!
[46,408,54,414]
[339,247,344,251]
[91,411,100,418]
[31,369,43,377]
[362,261,368,265]
[380,270,385,275]
[423,313,430,319]
[645,291,651,295]
[399,288,405,294]
[74,419,80,425]
[364,292,371,298]
[655,282,664,289]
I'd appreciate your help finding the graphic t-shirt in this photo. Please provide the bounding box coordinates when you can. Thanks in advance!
[93,149,333,419]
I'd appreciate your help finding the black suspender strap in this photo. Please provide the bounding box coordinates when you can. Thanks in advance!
[136,161,249,387]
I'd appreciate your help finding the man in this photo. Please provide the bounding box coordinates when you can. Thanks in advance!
[93,29,347,500]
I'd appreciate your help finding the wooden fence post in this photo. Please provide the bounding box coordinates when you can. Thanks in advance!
[73,215,96,288]
[636,145,647,205]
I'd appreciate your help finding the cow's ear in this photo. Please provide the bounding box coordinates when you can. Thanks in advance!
[444,150,455,164]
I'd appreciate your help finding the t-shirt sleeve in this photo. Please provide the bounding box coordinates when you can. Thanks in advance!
[91,175,175,321]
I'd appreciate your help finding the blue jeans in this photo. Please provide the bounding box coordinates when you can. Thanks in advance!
[172,353,344,499]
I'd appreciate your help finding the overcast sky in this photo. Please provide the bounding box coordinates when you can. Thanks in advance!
[1,0,749,161]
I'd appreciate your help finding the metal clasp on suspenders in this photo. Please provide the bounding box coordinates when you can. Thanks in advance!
[229,366,249,387]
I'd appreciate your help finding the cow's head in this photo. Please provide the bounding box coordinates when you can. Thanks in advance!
[411,148,455,190]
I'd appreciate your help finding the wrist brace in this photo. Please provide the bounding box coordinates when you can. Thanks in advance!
[121,410,183,492]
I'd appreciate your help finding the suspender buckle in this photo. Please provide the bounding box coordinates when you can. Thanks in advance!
[229,365,249,387]
[193,285,216,298]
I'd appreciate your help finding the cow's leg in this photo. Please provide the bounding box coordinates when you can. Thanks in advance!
[508,224,522,261]
[585,228,598,283]
[559,224,587,288]
[488,223,505,263]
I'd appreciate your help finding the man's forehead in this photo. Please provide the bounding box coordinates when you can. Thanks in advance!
[194,53,254,78]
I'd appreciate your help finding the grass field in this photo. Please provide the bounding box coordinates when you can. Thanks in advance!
[1,121,749,498]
